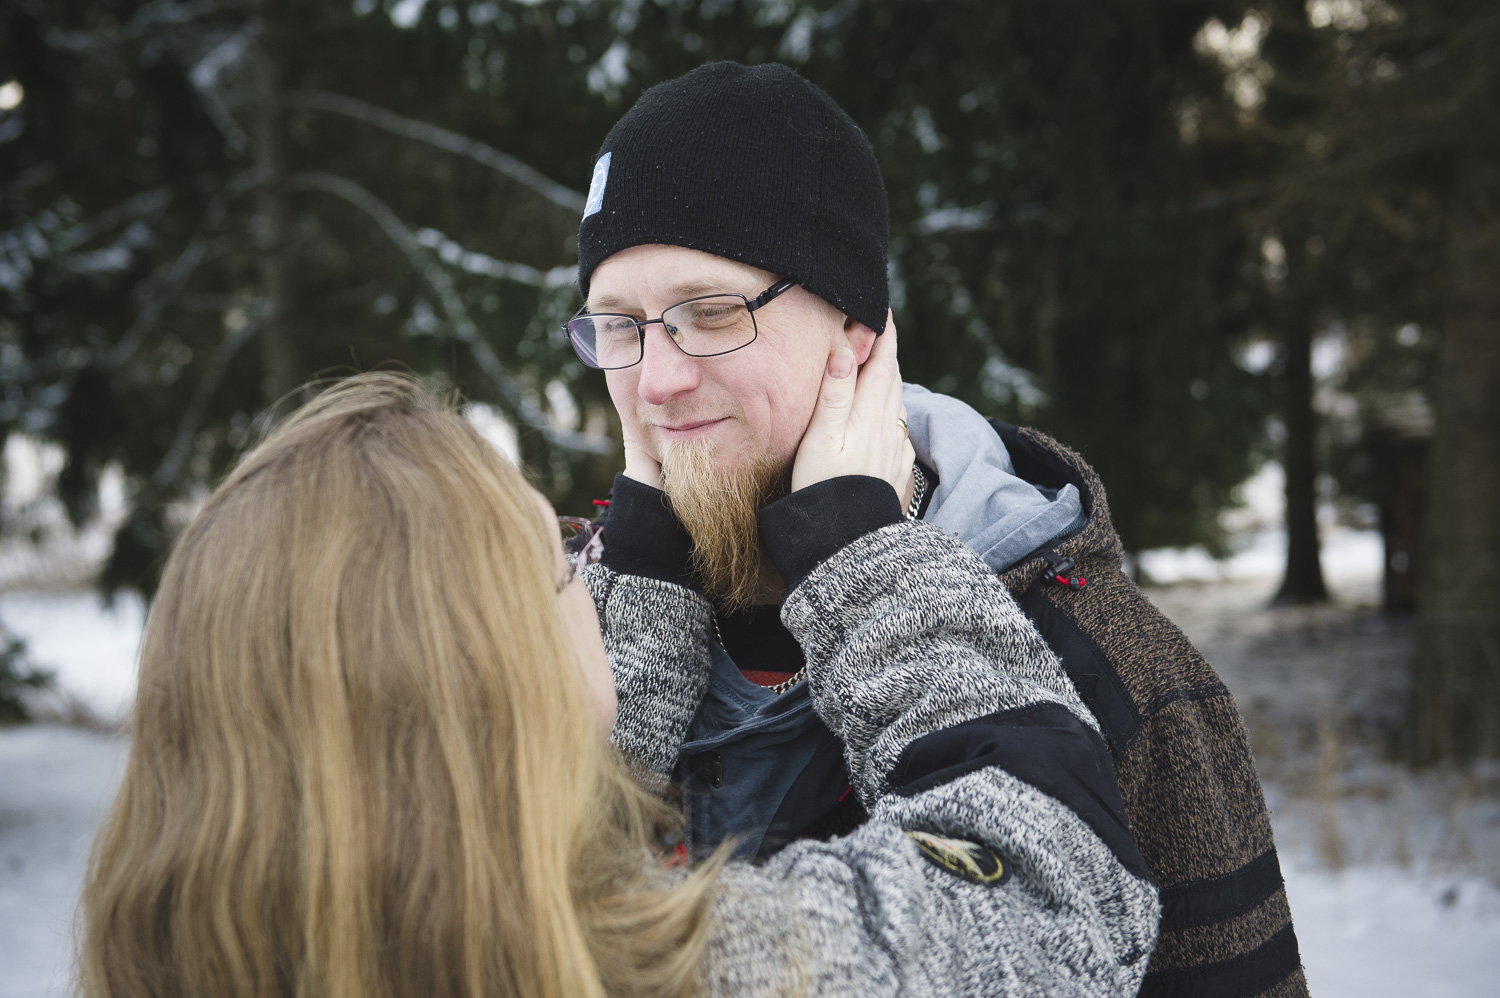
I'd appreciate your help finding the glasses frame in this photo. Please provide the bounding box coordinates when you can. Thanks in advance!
[564,278,798,371]
[556,515,604,591]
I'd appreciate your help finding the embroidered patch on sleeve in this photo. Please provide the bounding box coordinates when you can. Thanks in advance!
[905,830,1011,886]
[583,151,611,219]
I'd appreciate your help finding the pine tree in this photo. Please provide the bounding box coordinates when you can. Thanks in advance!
[1189,0,1498,754]
[1,0,624,597]
[4,0,1343,603]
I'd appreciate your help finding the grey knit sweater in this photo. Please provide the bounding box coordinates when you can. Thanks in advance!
[586,519,1159,996]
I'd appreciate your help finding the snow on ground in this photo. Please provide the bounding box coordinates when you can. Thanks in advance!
[0,726,128,998]
[0,591,143,728]
[3,515,1499,995]
[1285,862,1500,998]
[4,719,1498,998]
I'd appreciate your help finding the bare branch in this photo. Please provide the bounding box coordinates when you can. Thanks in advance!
[287,91,587,215]
[286,170,612,455]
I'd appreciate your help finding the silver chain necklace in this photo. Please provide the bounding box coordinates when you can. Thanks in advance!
[715,463,926,695]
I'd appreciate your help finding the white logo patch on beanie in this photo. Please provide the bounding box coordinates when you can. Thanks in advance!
[583,152,611,219]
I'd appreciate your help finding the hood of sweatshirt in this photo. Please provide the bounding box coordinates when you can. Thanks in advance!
[903,384,1086,572]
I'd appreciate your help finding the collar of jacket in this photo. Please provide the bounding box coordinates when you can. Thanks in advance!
[987,421,1126,596]
[903,385,1087,574]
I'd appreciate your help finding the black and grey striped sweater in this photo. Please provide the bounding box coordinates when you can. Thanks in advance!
[587,514,1159,996]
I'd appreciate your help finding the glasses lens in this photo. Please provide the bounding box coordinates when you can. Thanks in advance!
[660,296,756,357]
[559,515,600,552]
[567,314,640,369]
[557,517,603,587]
[558,517,585,549]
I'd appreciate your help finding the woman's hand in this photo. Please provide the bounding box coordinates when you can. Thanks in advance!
[791,311,914,501]
[620,419,663,491]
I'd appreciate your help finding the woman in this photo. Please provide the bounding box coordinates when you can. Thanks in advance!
[79,370,1157,998]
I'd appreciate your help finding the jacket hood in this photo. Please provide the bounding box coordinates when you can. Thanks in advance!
[989,419,1126,593]
[904,385,1086,573]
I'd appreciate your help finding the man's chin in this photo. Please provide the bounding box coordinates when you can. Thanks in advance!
[659,438,792,610]
[655,435,791,484]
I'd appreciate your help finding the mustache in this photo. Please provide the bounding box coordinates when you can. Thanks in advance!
[637,400,739,430]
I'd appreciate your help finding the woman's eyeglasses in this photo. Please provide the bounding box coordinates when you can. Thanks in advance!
[557,516,604,591]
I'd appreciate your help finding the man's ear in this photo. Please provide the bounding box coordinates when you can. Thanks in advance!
[842,318,878,366]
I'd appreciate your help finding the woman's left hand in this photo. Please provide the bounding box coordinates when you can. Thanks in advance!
[790,310,914,503]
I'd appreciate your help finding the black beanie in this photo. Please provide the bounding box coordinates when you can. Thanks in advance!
[577,61,889,333]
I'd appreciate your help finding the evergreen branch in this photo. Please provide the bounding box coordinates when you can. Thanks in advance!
[54,188,173,253]
[103,238,213,370]
[413,228,575,288]
[0,189,171,294]
[285,170,612,456]
[106,167,269,369]
[1183,130,1454,212]
[20,0,247,52]
[186,21,258,153]
[59,223,157,276]
[151,306,264,490]
[286,91,587,215]
[913,204,996,236]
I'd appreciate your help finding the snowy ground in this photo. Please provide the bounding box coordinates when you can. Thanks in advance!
[0,727,125,998]
[1142,528,1500,997]
[3,521,1500,995]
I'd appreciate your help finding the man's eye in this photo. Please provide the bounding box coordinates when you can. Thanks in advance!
[683,303,748,328]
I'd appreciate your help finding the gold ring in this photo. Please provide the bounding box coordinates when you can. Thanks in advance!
[897,417,909,439]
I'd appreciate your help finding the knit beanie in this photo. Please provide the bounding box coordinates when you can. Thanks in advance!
[577,61,889,333]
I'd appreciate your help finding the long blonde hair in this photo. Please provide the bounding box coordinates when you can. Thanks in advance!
[78,373,717,998]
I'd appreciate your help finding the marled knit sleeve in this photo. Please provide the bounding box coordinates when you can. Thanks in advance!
[784,520,1098,801]
[583,564,711,792]
[698,521,1159,997]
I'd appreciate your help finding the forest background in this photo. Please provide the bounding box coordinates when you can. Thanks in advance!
[0,0,1496,762]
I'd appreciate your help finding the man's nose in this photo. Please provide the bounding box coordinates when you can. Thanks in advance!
[635,322,701,405]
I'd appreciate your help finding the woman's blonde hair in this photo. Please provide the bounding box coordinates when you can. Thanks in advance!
[78,372,717,998]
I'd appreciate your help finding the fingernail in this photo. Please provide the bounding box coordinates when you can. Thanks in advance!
[829,347,854,379]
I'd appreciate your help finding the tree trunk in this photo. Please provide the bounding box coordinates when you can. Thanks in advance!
[1409,156,1500,762]
[251,0,298,402]
[1277,314,1329,604]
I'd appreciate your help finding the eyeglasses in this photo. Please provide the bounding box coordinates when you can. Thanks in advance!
[557,516,604,591]
[564,278,798,370]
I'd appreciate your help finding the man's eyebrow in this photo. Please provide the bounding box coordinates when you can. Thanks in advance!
[588,279,742,314]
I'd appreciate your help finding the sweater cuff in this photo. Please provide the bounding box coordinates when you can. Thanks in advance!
[759,476,904,595]
[598,473,696,589]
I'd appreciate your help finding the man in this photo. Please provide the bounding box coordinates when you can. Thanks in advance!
[575,61,1307,998]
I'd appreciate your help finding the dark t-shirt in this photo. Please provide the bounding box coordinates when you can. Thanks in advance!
[715,603,805,686]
